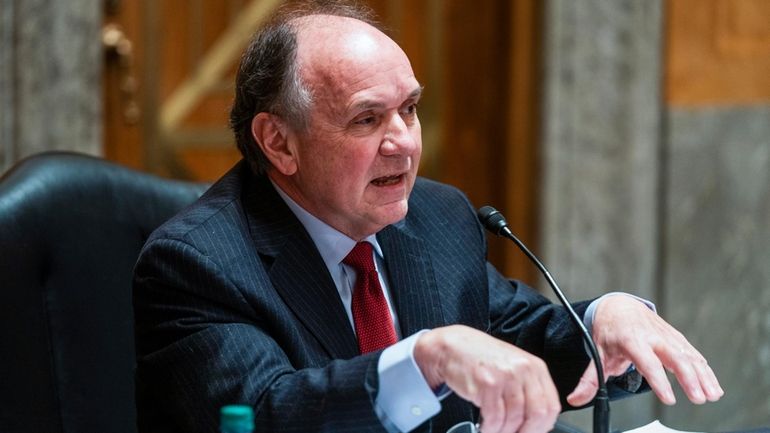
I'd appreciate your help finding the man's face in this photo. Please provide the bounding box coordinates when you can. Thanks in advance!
[282,17,422,240]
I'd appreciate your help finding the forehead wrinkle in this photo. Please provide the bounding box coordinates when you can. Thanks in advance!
[348,85,424,113]
[293,14,419,121]
[302,52,418,121]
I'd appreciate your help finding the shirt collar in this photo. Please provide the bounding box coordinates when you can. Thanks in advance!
[270,180,384,269]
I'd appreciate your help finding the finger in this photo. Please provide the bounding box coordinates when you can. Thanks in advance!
[695,358,724,401]
[519,364,560,433]
[630,346,676,405]
[539,367,562,422]
[693,358,723,402]
[676,346,724,403]
[567,360,599,407]
[498,382,525,433]
[478,389,505,433]
[657,344,706,404]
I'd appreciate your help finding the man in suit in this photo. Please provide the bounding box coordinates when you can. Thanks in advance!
[133,2,722,432]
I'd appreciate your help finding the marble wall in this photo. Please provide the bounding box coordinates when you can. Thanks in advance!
[541,0,662,429]
[542,0,770,431]
[662,107,770,430]
[0,0,102,172]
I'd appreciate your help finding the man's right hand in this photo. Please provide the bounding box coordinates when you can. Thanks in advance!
[414,325,561,433]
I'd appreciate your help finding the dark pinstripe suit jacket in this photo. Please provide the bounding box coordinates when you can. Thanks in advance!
[133,161,592,433]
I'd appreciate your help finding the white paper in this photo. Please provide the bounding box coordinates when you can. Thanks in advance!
[624,420,704,433]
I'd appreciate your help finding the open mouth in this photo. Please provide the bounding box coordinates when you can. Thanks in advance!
[371,174,403,187]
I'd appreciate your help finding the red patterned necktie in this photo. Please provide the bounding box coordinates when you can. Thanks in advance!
[343,242,398,354]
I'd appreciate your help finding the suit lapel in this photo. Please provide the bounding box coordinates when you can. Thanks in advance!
[269,236,359,359]
[240,172,448,358]
[378,223,446,338]
[242,174,359,360]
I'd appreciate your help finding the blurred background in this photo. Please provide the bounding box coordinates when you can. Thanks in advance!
[1,0,768,431]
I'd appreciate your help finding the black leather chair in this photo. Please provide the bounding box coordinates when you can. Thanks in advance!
[0,152,208,433]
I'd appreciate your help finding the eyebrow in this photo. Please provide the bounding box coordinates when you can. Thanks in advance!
[350,86,424,112]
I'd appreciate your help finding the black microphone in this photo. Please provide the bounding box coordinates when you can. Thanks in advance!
[477,205,610,433]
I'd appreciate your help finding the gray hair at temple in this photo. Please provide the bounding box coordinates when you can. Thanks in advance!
[229,0,379,175]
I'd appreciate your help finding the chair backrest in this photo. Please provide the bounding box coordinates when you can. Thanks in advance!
[0,152,208,433]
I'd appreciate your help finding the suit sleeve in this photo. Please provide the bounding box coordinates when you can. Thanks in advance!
[432,182,593,406]
[133,237,388,433]
[485,265,592,405]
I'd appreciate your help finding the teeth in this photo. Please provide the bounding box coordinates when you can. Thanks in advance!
[373,175,401,186]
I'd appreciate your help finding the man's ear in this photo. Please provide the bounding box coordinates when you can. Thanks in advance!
[251,112,297,175]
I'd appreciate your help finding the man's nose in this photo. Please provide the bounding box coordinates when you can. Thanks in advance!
[380,112,418,155]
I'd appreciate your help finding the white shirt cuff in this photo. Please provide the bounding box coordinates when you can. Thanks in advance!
[375,330,442,433]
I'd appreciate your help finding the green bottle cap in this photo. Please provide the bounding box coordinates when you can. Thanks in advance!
[220,405,254,432]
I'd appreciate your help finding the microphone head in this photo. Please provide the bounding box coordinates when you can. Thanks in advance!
[477,205,509,236]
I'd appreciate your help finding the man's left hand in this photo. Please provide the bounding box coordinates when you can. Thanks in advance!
[566,295,724,407]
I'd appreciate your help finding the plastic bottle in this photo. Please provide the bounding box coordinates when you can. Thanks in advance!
[220,404,255,433]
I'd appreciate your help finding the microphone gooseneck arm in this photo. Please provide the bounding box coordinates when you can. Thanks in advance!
[477,206,610,433]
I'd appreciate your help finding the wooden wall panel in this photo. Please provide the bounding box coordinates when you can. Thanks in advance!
[504,0,542,285]
[154,0,244,179]
[666,0,770,106]
[103,0,144,170]
[436,0,511,275]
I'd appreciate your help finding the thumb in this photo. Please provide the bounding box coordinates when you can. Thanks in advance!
[567,360,599,407]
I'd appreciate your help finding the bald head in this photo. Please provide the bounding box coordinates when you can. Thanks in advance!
[230,1,383,175]
[292,15,417,123]
[292,15,413,115]
[293,14,406,75]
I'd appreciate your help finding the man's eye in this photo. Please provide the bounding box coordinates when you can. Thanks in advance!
[402,103,418,116]
[354,116,376,125]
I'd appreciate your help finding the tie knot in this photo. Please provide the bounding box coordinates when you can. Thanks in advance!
[343,242,375,274]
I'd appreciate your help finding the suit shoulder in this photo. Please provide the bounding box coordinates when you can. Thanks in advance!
[411,177,469,205]
[410,177,475,216]
[407,177,483,237]
[145,162,248,246]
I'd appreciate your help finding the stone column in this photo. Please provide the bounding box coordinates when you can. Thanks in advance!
[0,0,102,172]
[0,0,15,168]
[662,106,770,430]
[541,0,663,430]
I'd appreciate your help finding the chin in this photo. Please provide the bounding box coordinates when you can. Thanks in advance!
[354,202,408,239]
[378,200,409,225]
